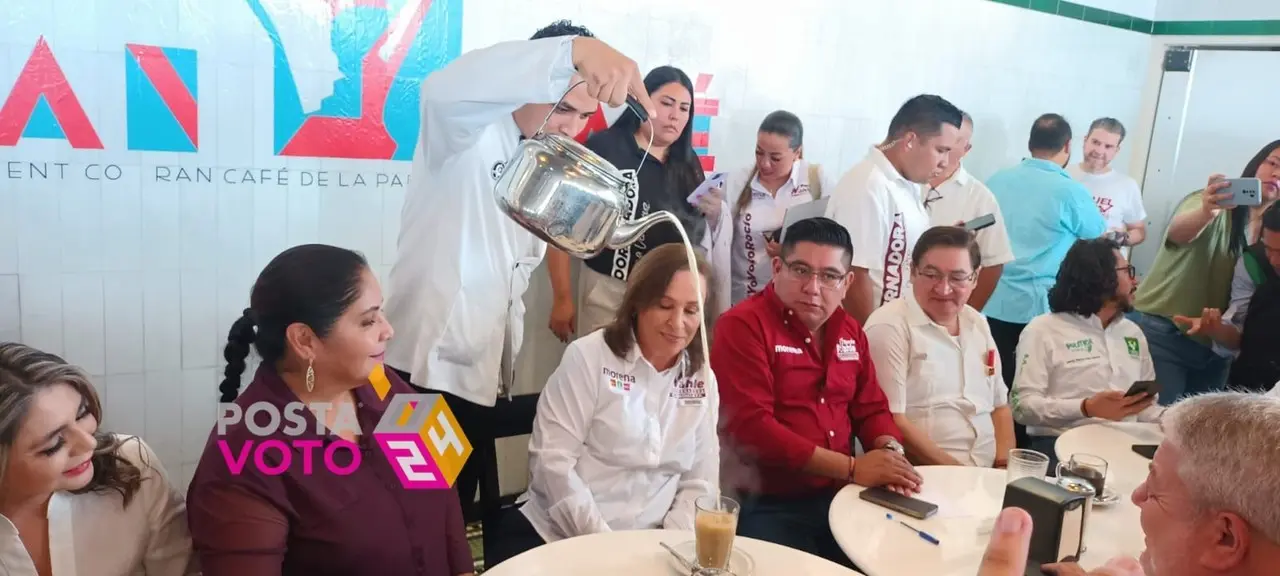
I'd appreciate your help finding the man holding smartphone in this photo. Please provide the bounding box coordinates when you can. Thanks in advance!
[1010,238,1162,465]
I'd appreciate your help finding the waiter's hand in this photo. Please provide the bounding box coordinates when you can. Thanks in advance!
[852,450,921,494]
[571,37,655,117]
[978,508,1033,576]
[549,297,575,343]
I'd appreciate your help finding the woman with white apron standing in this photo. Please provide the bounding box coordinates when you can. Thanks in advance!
[722,111,834,310]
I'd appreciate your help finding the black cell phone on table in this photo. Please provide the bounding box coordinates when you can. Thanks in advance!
[858,486,938,520]
[1132,444,1158,459]
[1124,379,1161,398]
[962,213,997,232]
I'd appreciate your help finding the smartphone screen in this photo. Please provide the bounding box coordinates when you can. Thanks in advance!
[963,213,996,232]
[1124,380,1161,397]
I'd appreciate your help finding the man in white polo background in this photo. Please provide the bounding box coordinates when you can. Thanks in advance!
[1068,118,1148,254]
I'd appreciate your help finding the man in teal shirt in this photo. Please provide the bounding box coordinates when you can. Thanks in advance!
[984,114,1106,445]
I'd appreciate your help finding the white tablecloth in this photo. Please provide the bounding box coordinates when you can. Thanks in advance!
[828,464,1148,576]
[483,529,864,576]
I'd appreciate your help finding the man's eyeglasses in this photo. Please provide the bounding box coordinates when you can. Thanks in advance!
[923,187,943,210]
[1117,265,1136,278]
[916,267,976,288]
[783,261,847,289]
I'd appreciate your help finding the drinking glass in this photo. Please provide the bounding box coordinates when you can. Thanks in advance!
[694,495,740,570]
[1057,453,1109,498]
[1006,449,1051,483]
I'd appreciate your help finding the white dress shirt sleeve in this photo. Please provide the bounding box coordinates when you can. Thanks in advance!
[663,370,722,530]
[992,341,1010,408]
[132,438,199,575]
[419,36,578,154]
[829,183,889,272]
[864,319,911,413]
[528,343,613,537]
[1011,323,1085,428]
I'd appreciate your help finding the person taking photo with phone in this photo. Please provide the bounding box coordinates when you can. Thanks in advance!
[1011,238,1163,466]
[1129,140,1280,404]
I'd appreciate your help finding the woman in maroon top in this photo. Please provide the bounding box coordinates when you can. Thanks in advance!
[187,244,474,576]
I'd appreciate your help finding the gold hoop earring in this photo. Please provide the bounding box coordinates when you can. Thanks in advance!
[305,359,315,393]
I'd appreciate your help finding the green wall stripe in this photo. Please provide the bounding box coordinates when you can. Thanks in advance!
[985,0,1280,36]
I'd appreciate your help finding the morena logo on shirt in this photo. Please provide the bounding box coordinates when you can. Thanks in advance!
[881,213,908,304]
[774,344,804,355]
[602,367,637,394]
[213,365,472,490]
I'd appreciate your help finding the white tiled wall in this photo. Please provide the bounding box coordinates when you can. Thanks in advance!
[1156,0,1280,21]
[0,0,1153,492]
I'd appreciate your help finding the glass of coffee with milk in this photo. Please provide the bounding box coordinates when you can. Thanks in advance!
[694,495,740,570]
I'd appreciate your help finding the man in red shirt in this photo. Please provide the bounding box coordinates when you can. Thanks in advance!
[712,217,922,566]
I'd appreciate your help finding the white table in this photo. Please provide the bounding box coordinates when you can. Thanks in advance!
[484,529,864,576]
[828,465,1146,576]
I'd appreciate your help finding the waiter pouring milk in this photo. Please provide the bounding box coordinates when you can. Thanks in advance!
[383,20,656,524]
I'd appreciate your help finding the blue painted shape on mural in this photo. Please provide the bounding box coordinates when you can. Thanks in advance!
[692,115,712,132]
[125,51,195,153]
[163,47,199,97]
[22,95,67,139]
[246,0,463,160]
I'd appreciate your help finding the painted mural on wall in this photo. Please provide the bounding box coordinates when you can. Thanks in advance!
[0,0,716,188]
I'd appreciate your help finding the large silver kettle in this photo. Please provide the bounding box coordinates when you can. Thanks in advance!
[493,86,676,259]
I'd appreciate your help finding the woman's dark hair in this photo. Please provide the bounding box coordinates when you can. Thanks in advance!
[1229,139,1280,255]
[219,244,370,402]
[735,110,805,217]
[911,226,982,271]
[0,342,144,506]
[611,66,706,241]
[603,244,714,376]
[1048,238,1123,316]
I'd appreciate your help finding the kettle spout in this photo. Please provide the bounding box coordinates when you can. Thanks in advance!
[608,211,678,249]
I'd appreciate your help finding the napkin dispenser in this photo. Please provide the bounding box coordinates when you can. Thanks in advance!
[1002,477,1088,574]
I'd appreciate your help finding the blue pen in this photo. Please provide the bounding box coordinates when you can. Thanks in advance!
[885,513,940,545]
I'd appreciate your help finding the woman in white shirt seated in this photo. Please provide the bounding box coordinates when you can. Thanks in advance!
[0,342,195,576]
[714,110,834,311]
[865,227,1016,468]
[488,244,719,567]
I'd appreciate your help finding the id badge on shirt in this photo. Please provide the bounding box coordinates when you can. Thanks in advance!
[671,376,708,406]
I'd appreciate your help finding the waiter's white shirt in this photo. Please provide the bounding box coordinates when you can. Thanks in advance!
[865,295,1008,466]
[726,160,833,306]
[385,36,577,406]
[827,146,930,308]
[520,329,719,542]
[0,436,196,576]
[1011,312,1163,437]
[926,166,1016,268]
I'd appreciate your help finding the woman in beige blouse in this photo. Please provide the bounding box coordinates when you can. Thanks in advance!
[0,342,196,576]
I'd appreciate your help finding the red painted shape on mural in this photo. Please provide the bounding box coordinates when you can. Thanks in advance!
[0,37,103,149]
[127,44,199,148]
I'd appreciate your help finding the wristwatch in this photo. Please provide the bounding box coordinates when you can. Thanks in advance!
[882,439,905,456]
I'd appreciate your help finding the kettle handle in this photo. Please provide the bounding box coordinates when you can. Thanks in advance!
[534,80,650,137]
